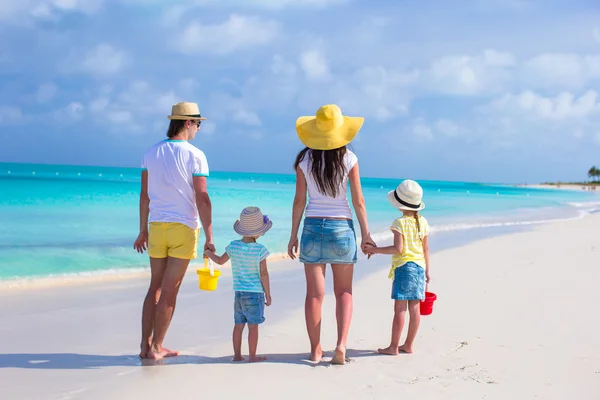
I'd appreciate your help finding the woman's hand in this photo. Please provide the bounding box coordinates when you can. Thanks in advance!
[287,237,299,259]
[361,233,376,257]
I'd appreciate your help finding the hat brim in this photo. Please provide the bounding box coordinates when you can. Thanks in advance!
[233,220,273,237]
[295,116,364,150]
[168,114,207,120]
[387,190,425,211]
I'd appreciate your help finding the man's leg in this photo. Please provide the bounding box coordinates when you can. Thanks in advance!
[147,256,190,360]
[140,257,168,358]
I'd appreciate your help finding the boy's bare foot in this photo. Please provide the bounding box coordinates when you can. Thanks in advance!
[249,356,267,363]
[310,345,323,363]
[232,355,245,362]
[330,344,346,365]
[377,345,399,355]
[398,345,413,354]
[146,346,179,360]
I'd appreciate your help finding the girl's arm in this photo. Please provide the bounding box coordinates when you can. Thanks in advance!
[423,235,430,282]
[204,250,230,265]
[260,259,272,306]
[288,167,307,259]
[348,163,375,251]
[365,231,403,255]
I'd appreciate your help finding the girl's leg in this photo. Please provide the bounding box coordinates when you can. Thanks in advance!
[378,300,407,355]
[330,263,354,365]
[304,263,326,362]
[399,300,421,353]
[232,323,245,361]
[247,324,266,362]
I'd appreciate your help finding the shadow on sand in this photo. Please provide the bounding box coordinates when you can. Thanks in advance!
[0,348,378,370]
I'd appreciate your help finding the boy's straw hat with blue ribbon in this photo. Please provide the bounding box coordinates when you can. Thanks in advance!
[295,104,364,150]
[388,180,426,211]
[234,206,272,237]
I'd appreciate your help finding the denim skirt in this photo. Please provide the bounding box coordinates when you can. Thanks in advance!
[391,262,426,301]
[299,218,358,264]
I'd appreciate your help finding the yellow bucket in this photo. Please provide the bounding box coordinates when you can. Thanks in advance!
[197,258,221,291]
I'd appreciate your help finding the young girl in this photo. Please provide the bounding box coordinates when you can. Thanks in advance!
[204,206,272,363]
[364,179,430,355]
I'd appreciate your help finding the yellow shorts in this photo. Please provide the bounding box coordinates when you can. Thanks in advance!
[148,222,199,260]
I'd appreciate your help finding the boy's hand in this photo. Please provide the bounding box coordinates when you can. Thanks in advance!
[265,294,272,307]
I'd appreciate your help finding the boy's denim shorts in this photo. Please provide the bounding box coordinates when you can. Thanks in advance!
[299,218,358,264]
[391,262,426,301]
[234,291,265,325]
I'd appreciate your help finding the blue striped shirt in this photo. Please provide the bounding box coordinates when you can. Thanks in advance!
[226,240,270,293]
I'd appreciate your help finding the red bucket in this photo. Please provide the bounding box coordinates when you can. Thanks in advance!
[420,291,437,315]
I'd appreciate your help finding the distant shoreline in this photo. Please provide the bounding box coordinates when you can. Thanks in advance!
[516,183,599,192]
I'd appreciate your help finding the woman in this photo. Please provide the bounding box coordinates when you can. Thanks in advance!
[288,104,375,365]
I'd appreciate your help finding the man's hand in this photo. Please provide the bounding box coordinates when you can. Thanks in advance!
[204,240,215,254]
[133,231,148,253]
[265,294,272,307]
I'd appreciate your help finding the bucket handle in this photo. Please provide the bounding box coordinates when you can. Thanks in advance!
[209,258,215,277]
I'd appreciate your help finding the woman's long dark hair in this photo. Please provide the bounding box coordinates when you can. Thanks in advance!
[294,146,348,197]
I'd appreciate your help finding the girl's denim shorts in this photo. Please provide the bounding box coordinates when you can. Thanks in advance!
[299,218,358,264]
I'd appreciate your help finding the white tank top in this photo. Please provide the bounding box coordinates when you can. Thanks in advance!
[298,150,358,219]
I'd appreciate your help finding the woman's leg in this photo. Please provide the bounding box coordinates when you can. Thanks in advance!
[304,263,326,362]
[399,300,421,353]
[330,263,353,365]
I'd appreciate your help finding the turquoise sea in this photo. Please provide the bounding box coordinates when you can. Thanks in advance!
[1,162,598,283]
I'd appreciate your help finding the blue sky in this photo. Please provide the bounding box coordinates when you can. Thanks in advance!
[1,0,599,183]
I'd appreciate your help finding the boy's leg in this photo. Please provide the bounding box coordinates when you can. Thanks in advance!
[232,324,245,361]
[247,324,266,362]
[400,300,421,353]
[378,300,407,355]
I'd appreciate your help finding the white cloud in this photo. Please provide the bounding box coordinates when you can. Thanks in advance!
[52,101,84,121]
[189,0,349,9]
[36,83,58,103]
[490,90,599,120]
[300,50,331,81]
[0,106,24,125]
[410,118,434,141]
[0,0,103,22]
[520,53,600,89]
[107,110,132,124]
[77,44,127,76]
[177,15,279,55]
[200,121,216,135]
[435,119,469,137]
[233,109,262,126]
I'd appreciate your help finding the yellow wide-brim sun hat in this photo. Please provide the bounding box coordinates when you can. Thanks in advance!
[296,104,364,150]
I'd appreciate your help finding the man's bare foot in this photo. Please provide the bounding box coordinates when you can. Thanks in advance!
[249,355,267,363]
[139,343,151,359]
[146,346,179,361]
[330,344,346,365]
[398,345,413,354]
[310,346,323,363]
[377,345,399,355]
[232,355,245,362]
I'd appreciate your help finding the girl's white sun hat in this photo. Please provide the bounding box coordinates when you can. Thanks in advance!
[387,179,425,211]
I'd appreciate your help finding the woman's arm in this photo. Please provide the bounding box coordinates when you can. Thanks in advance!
[288,167,307,259]
[348,162,375,251]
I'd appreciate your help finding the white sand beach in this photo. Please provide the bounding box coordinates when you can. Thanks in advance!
[1,213,599,400]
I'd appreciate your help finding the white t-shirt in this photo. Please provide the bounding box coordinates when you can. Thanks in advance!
[298,150,358,219]
[141,139,209,230]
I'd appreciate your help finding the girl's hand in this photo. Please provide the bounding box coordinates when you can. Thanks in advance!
[265,294,272,306]
[361,234,376,258]
[363,243,377,255]
[203,249,214,258]
[287,237,298,259]
[426,271,431,283]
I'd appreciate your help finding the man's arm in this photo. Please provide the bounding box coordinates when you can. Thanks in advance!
[193,176,214,251]
[134,170,150,253]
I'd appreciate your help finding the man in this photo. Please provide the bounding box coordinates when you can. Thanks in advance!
[133,101,214,360]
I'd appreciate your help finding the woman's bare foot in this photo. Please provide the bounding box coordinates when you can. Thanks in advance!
[249,355,267,363]
[310,345,323,363]
[146,346,179,360]
[232,355,246,362]
[330,344,346,365]
[398,344,413,354]
[377,345,399,355]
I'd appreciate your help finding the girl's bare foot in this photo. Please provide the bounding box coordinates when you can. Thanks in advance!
[398,344,413,354]
[330,344,346,365]
[310,345,323,363]
[232,355,245,362]
[249,356,267,363]
[377,345,399,355]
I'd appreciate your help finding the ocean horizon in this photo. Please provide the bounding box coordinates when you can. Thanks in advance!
[1,161,598,284]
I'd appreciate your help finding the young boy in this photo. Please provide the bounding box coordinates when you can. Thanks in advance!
[204,206,272,362]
